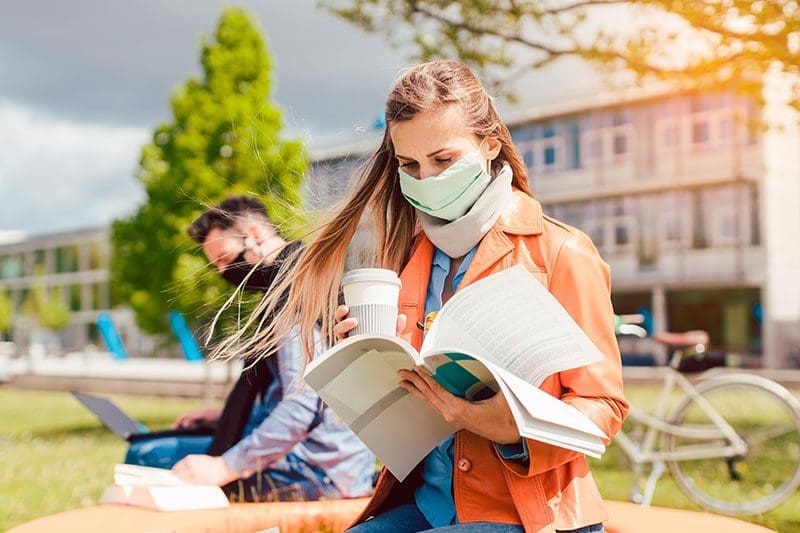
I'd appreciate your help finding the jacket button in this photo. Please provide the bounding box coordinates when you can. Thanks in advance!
[457,458,472,472]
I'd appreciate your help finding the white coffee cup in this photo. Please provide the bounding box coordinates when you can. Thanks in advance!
[341,268,402,337]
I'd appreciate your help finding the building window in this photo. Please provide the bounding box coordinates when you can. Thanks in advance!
[56,246,79,273]
[750,183,761,246]
[719,115,734,141]
[0,255,23,280]
[615,224,630,246]
[532,124,565,175]
[664,218,681,242]
[692,121,710,144]
[655,98,682,154]
[610,199,635,252]
[69,285,81,312]
[691,190,708,249]
[664,124,679,147]
[544,146,556,166]
[608,110,634,161]
[712,208,740,244]
[584,219,606,250]
[658,191,692,248]
[687,93,738,150]
[33,250,45,268]
[516,139,536,171]
[581,199,634,254]
[612,111,629,126]
[613,134,628,155]
[579,109,635,167]
[522,147,533,168]
[580,129,603,167]
[549,202,585,230]
[568,121,581,169]
[89,242,108,270]
[706,185,750,246]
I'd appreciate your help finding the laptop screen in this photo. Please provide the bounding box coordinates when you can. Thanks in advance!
[71,391,148,439]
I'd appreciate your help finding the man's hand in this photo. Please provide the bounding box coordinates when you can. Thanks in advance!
[398,366,521,445]
[172,454,239,486]
[171,407,222,430]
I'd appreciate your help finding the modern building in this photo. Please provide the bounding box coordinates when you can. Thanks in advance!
[307,81,800,369]
[0,227,156,356]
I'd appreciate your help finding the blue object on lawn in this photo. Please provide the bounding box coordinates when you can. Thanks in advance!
[168,311,204,362]
[97,311,128,361]
[636,306,654,334]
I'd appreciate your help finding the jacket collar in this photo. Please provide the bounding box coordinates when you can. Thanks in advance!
[497,189,544,236]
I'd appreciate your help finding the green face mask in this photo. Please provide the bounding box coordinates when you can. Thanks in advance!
[398,150,491,221]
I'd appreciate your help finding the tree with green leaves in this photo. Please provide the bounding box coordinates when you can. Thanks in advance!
[112,7,306,337]
[323,0,799,109]
[21,272,71,332]
[0,285,12,339]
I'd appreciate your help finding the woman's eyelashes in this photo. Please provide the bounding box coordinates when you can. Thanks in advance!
[398,157,453,170]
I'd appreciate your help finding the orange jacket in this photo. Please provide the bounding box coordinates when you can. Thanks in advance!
[352,190,629,532]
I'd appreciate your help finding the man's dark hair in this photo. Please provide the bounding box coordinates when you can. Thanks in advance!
[188,195,273,244]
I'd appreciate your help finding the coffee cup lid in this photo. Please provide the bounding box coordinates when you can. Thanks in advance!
[342,268,401,287]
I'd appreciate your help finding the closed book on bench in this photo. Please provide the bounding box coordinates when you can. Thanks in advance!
[100,464,229,511]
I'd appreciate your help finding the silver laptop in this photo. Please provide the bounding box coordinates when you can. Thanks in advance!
[71,391,149,439]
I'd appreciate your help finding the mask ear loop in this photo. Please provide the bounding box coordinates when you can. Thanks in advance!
[477,137,494,176]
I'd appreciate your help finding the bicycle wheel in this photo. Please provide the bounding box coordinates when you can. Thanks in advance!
[664,374,800,515]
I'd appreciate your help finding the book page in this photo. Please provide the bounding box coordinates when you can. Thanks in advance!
[422,265,604,386]
[491,363,606,439]
[114,464,189,487]
[485,362,606,458]
[317,348,417,425]
[304,334,456,480]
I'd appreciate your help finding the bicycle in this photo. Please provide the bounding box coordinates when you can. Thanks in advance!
[613,316,800,515]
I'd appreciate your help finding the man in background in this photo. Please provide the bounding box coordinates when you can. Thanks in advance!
[128,195,374,502]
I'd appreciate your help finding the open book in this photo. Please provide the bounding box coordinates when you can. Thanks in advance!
[99,464,230,511]
[304,265,609,481]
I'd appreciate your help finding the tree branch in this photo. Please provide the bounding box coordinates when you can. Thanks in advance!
[532,0,632,16]
[410,4,573,56]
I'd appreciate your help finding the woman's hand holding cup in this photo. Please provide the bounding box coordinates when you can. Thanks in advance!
[335,268,404,342]
[333,304,358,341]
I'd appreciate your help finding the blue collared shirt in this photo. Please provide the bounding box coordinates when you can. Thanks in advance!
[414,247,528,527]
[223,327,375,498]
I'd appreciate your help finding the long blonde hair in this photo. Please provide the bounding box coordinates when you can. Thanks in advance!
[212,60,533,363]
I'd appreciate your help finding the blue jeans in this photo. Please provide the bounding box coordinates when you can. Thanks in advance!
[124,434,214,469]
[346,504,604,532]
[222,452,340,503]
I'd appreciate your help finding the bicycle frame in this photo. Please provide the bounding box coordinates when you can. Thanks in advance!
[614,363,749,465]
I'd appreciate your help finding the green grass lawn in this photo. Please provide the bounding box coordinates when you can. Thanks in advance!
[1,385,799,531]
[0,387,204,531]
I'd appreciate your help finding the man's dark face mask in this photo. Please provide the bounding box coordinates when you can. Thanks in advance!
[220,249,280,292]
[219,240,301,293]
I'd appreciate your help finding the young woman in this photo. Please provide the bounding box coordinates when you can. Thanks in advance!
[227,60,628,532]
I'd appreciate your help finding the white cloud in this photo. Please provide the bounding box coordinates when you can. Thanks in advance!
[0,102,149,234]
